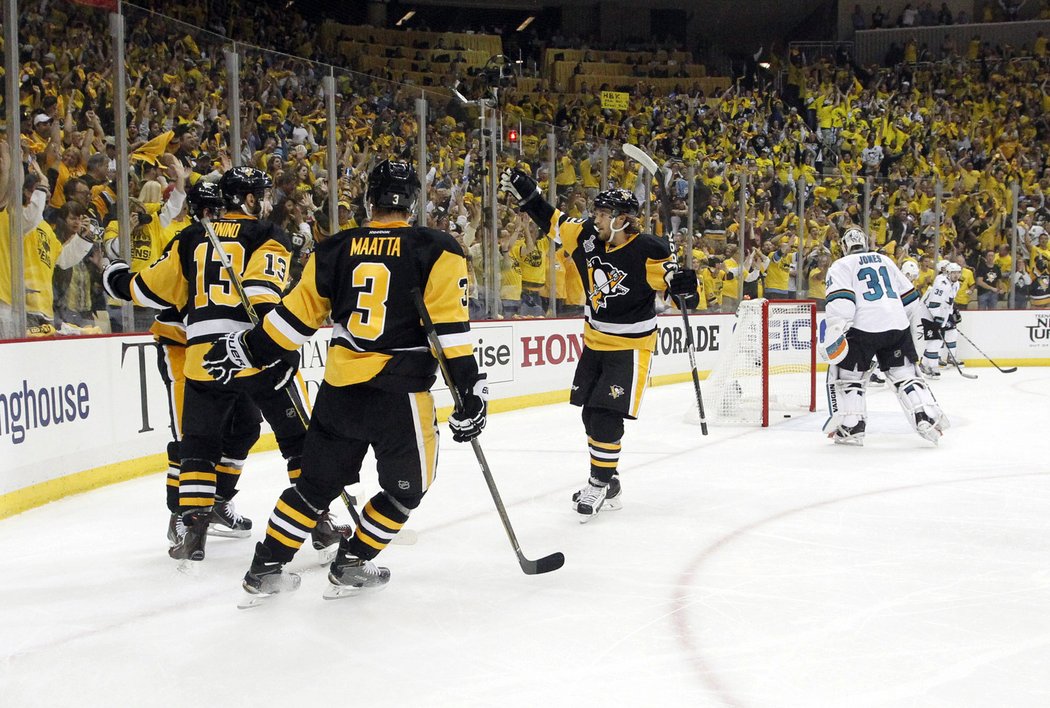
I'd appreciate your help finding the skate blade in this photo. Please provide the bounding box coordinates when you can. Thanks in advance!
[833,436,864,447]
[208,525,252,539]
[576,497,623,522]
[322,582,388,600]
[237,589,275,609]
[917,424,941,444]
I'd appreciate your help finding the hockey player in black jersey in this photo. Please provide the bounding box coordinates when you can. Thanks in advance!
[500,167,698,521]
[203,160,486,605]
[102,167,346,563]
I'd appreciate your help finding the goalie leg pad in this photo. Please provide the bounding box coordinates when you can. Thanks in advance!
[822,365,867,441]
[886,364,950,440]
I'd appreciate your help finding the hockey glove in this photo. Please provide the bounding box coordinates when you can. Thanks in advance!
[203,331,257,385]
[667,268,700,309]
[499,168,540,206]
[101,259,131,301]
[269,353,299,392]
[920,318,942,341]
[949,307,962,326]
[448,375,488,443]
[818,319,850,365]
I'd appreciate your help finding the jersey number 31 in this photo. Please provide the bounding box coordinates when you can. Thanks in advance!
[858,265,898,301]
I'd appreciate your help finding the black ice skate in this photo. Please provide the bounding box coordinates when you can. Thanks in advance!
[168,509,210,561]
[323,542,390,600]
[238,542,302,609]
[831,420,866,446]
[209,496,253,539]
[311,511,351,564]
[572,476,622,522]
[166,513,185,545]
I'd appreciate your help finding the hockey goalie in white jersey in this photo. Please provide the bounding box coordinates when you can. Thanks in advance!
[819,227,949,445]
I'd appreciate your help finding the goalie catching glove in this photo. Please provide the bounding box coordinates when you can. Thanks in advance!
[666,268,700,309]
[448,375,488,443]
[499,168,540,206]
[818,319,850,365]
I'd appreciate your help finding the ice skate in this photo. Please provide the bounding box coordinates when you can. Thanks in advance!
[238,543,301,609]
[311,511,351,564]
[868,371,886,386]
[209,496,253,538]
[166,513,185,545]
[573,476,622,522]
[323,543,390,600]
[914,412,942,444]
[919,362,940,378]
[168,509,210,562]
[830,420,866,446]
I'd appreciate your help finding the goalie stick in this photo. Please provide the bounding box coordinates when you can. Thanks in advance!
[411,288,564,575]
[622,143,709,434]
[957,328,1017,374]
[197,216,373,534]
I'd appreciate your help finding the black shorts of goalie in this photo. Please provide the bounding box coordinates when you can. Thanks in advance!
[570,347,652,420]
[837,327,918,373]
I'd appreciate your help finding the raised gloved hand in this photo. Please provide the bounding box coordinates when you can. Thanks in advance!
[499,168,540,206]
[921,318,942,341]
[448,375,488,443]
[101,259,130,300]
[667,268,700,309]
[203,331,256,385]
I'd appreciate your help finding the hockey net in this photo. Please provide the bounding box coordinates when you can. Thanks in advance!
[697,299,817,427]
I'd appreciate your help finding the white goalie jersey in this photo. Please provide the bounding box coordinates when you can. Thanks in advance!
[922,274,959,324]
[824,252,920,332]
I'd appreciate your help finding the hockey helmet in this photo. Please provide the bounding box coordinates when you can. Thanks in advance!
[945,262,962,281]
[839,226,867,255]
[593,188,640,217]
[186,180,225,219]
[901,259,920,282]
[366,160,420,212]
[218,166,273,209]
[936,259,950,274]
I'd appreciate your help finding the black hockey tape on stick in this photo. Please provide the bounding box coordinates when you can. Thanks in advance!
[956,328,1017,373]
[411,287,563,575]
[622,143,709,435]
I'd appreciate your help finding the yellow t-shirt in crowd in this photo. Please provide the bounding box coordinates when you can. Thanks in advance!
[24,220,62,320]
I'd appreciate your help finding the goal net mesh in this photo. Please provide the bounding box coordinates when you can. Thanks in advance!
[698,299,815,426]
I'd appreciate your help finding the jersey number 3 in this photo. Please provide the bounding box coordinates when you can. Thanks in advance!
[858,266,898,301]
[349,263,391,341]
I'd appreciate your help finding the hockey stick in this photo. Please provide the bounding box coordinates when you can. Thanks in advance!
[622,143,709,435]
[197,216,366,526]
[956,328,1017,373]
[937,331,978,379]
[339,489,418,545]
[411,287,564,575]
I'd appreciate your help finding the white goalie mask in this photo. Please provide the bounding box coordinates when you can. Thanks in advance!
[840,227,867,255]
[901,260,920,282]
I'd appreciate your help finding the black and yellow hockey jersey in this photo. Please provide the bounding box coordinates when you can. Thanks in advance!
[109,213,291,380]
[520,199,673,351]
[245,219,479,393]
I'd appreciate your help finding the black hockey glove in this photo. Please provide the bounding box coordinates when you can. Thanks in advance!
[667,268,700,309]
[203,331,257,384]
[499,168,540,206]
[448,375,488,443]
[270,352,299,392]
[101,259,131,301]
[949,307,962,326]
[920,318,942,341]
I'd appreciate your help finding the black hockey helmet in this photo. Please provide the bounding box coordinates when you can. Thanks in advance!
[218,166,272,209]
[366,160,420,212]
[186,180,225,218]
[593,188,640,217]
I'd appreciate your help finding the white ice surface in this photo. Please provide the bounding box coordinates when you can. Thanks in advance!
[3,367,1050,708]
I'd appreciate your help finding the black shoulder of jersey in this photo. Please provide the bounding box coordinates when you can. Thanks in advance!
[637,232,672,259]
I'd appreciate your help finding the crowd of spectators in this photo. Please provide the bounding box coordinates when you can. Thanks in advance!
[853,0,1050,30]
[1,0,1049,340]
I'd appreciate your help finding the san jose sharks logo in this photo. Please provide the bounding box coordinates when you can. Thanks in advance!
[589,258,629,311]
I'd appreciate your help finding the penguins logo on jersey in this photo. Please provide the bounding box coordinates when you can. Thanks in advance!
[609,385,625,399]
[588,258,629,312]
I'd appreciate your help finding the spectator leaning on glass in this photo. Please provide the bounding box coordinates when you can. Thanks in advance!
[975,249,1002,310]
